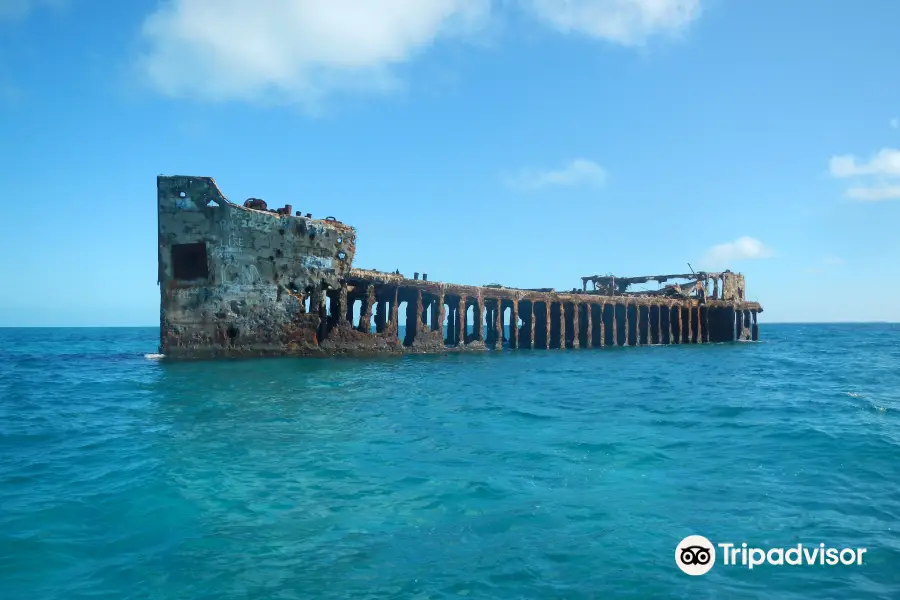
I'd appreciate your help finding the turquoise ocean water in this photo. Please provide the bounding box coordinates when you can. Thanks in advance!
[1,325,899,599]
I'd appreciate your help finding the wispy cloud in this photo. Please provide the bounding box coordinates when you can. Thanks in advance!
[527,0,701,46]
[891,117,899,129]
[699,236,774,270]
[504,158,607,191]
[137,0,706,107]
[829,148,900,202]
[845,185,900,202]
[829,149,900,178]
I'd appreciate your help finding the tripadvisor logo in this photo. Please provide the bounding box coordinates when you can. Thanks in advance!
[676,535,716,576]
[675,535,867,575]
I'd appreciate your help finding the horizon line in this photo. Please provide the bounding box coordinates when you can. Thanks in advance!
[1,322,899,329]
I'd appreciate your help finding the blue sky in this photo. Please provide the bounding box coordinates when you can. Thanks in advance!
[1,0,898,326]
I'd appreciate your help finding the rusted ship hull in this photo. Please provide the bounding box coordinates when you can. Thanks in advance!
[157,176,763,360]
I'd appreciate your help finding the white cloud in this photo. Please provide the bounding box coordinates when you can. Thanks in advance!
[829,148,900,202]
[0,0,66,20]
[505,158,607,190]
[700,236,774,270]
[845,185,900,202]
[527,0,701,45]
[891,118,898,129]
[138,0,705,105]
[138,0,491,106]
[829,148,900,178]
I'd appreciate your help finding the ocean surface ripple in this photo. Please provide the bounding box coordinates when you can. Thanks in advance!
[1,325,899,599]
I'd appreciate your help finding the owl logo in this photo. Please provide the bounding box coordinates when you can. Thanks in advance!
[676,535,716,575]
[680,545,712,565]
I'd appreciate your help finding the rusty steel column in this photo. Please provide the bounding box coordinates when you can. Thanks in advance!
[600,302,606,347]
[545,301,551,349]
[571,303,579,348]
[390,287,399,337]
[529,302,536,349]
[558,303,566,350]
[475,297,485,342]
[585,303,593,348]
[644,304,650,344]
[358,285,375,333]
[510,300,519,349]
[667,303,674,345]
[647,304,653,344]
[313,287,327,343]
[696,305,703,343]
[416,290,425,338]
[635,303,642,346]
[656,304,663,345]
[339,282,350,324]
[612,302,619,347]
[445,303,454,345]
[672,302,684,344]
[434,294,444,333]
[686,304,692,343]
[667,302,678,344]
[457,296,466,345]
[624,302,631,346]
[704,305,710,343]
[419,291,427,327]
[345,292,355,324]
[643,304,649,344]
[493,299,502,348]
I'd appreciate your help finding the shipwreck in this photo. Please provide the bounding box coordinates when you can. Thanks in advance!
[157,176,763,359]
